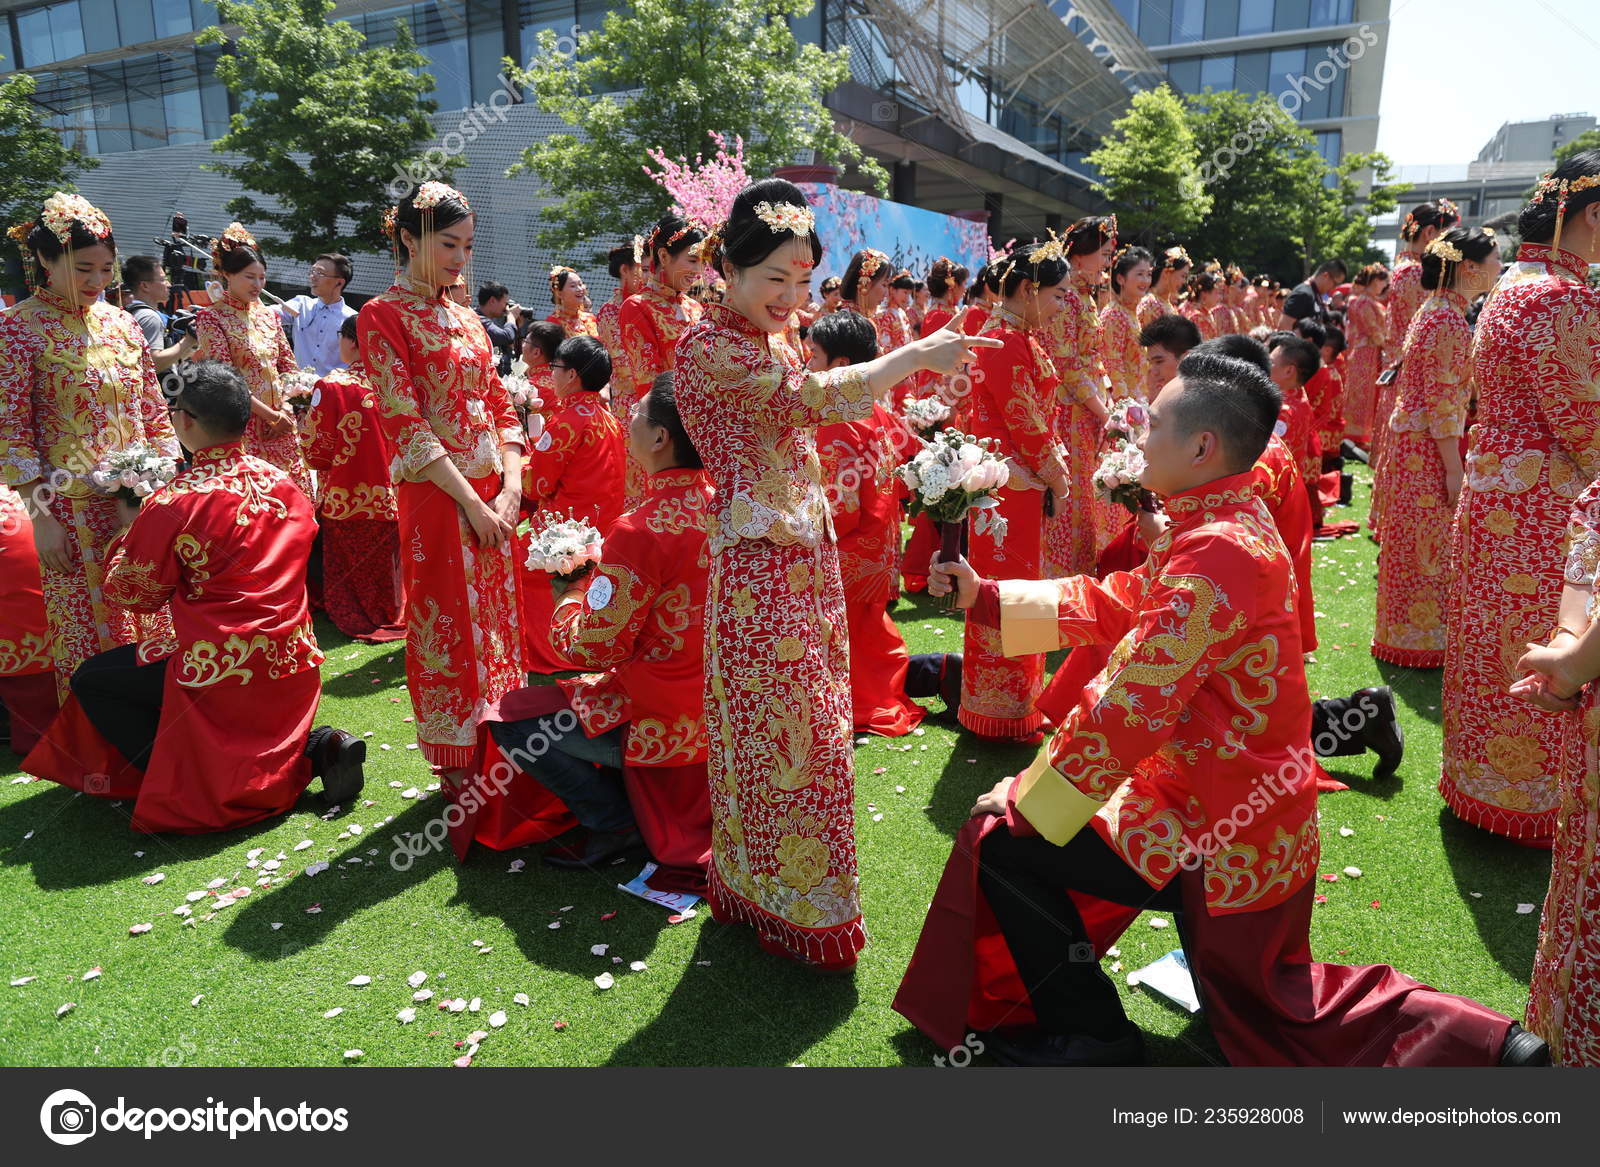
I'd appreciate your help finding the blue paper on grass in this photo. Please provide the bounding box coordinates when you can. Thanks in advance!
[617,862,702,913]
[1127,949,1201,1013]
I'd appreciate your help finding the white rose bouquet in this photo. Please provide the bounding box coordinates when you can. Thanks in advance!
[899,429,1011,607]
[87,441,180,504]
[522,513,604,593]
[901,393,952,436]
[282,367,320,414]
[1091,442,1150,514]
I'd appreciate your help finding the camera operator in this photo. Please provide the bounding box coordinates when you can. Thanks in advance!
[122,255,198,373]
[476,281,528,376]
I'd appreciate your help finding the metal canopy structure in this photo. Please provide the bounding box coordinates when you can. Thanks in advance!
[856,0,1150,147]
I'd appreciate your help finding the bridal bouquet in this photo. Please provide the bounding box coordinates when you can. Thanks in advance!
[1103,398,1149,444]
[523,513,604,592]
[282,368,320,413]
[504,362,545,441]
[1091,443,1149,513]
[88,441,180,504]
[901,393,952,436]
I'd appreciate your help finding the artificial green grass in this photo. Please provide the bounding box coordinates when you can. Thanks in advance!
[0,463,1552,1067]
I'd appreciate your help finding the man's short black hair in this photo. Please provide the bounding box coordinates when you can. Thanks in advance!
[1138,312,1201,356]
[556,335,611,392]
[808,310,879,366]
[478,281,509,308]
[641,372,702,469]
[338,315,360,351]
[1322,324,1346,355]
[1270,335,1320,385]
[524,320,564,360]
[1314,259,1348,279]
[1171,351,1282,473]
[175,361,252,439]
[317,253,353,288]
[122,254,163,290]
[1292,317,1327,348]
[1190,334,1271,376]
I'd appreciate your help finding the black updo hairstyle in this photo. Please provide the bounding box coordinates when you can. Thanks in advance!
[645,213,705,270]
[24,211,116,291]
[1065,216,1117,257]
[392,184,473,265]
[820,275,842,295]
[1517,149,1600,245]
[890,271,916,291]
[1109,246,1153,295]
[1399,199,1462,243]
[607,242,637,279]
[1420,226,1499,290]
[1186,270,1221,299]
[1153,246,1192,281]
[713,178,823,281]
[995,248,1069,297]
[839,248,890,303]
[927,257,969,299]
[642,371,703,470]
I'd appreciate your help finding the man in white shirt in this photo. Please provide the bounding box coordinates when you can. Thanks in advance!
[277,254,356,375]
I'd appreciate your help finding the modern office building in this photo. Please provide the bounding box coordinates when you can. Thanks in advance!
[1371,114,1598,252]
[1,0,1161,302]
[1099,0,1390,173]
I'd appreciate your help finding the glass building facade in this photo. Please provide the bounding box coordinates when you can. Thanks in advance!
[1104,0,1355,45]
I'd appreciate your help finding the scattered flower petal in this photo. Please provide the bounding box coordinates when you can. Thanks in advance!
[81,967,101,981]
[396,1008,416,1024]
[489,1011,507,1028]
[185,890,208,902]
[629,961,647,972]
[593,973,615,990]
[468,997,481,1012]
[507,859,525,872]
[552,1020,568,1031]
[56,1002,76,1017]
[452,1054,472,1068]
[1516,903,1536,915]
[547,921,561,930]
[413,989,434,1002]
[305,903,322,914]
[323,1008,343,1018]
[142,872,166,885]
[191,994,204,1006]
[407,971,428,987]
[600,911,617,921]
[1148,918,1169,929]
[128,923,153,935]
[513,993,530,1006]
[304,861,330,877]
[346,975,372,987]
[1342,866,1362,878]
[12,976,37,986]
[343,1049,363,1061]
[293,839,314,851]
[1338,827,1354,837]
[591,944,610,956]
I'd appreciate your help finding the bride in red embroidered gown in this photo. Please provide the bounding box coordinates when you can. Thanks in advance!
[1099,246,1153,407]
[360,183,526,784]
[545,266,599,338]
[193,224,313,498]
[675,179,998,968]
[0,194,177,703]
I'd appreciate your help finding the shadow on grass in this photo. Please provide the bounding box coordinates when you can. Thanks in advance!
[316,644,408,700]
[0,782,315,891]
[924,733,1037,839]
[1376,660,1445,728]
[603,925,859,1066]
[1436,806,1550,980]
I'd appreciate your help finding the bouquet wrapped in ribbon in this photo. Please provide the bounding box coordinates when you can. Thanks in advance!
[504,361,545,442]
[1095,400,1156,514]
[899,430,1011,607]
[522,513,603,594]
[901,393,952,437]
[88,441,180,504]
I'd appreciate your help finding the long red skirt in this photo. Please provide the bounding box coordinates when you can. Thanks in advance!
[396,476,526,770]
[901,513,938,590]
[0,671,59,758]
[959,486,1046,740]
[321,517,406,642]
[23,670,319,833]
[894,814,1513,1064]
[847,597,925,736]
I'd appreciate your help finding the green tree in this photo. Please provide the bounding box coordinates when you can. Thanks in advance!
[508,0,886,256]
[0,72,98,284]
[1083,85,1211,246]
[198,0,456,262]
[1285,149,1407,277]
[1554,127,1600,166]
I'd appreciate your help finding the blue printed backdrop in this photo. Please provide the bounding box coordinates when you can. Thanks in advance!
[797,183,991,283]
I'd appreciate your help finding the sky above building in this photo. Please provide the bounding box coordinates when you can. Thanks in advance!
[1377,0,1593,166]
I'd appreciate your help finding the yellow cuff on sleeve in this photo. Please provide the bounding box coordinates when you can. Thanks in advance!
[1012,749,1105,846]
[999,578,1062,657]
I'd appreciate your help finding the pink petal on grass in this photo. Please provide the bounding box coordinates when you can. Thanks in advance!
[128,923,153,935]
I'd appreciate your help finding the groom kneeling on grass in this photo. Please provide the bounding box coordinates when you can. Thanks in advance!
[24,361,364,832]
[893,351,1547,1067]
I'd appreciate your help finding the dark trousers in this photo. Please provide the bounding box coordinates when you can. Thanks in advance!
[904,652,951,700]
[978,825,1186,1041]
[490,715,633,833]
[70,644,167,770]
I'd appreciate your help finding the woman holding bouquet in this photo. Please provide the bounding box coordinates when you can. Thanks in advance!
[1045,216,1115,573]
[546,266,599,338]
[675,178,996,968]
[360,182,526,780]
[615,214,706,431]
[1100,246,1153,406]
[192,224,312,497]
[961,241,1074,740]
[1372,229,1499,667]
[0,194,178,702]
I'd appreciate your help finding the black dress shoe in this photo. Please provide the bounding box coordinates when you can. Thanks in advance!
[938,653,963,716]
[1499,1023,1552,1066]
[1354,686,1404,778]
[984,1024,1145,1067]
[542,827,643,871]
[308,726,366,806]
